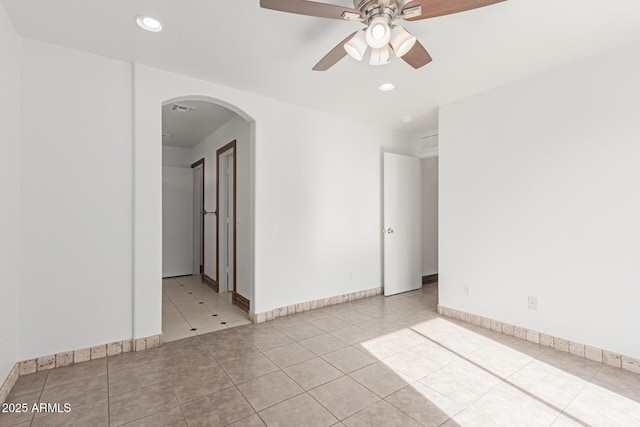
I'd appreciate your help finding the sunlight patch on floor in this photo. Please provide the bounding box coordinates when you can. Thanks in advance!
[356,316,640,426]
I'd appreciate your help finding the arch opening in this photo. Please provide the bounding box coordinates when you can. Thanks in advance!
[159,95,256,341]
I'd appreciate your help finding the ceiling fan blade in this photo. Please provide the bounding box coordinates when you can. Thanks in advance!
[312,32,358,71]
[401,41,432,69]
[260,0,361,20]
[402,0,507,21]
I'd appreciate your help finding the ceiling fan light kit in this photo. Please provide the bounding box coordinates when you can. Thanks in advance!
[365,16,391,48]
[344,30,368,61]
[260,0,507,71]
[370,46,391,65]
[390,26,416,57]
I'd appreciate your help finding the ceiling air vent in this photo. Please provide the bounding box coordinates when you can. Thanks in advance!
[171,103,195,113]
[418,133,438,158]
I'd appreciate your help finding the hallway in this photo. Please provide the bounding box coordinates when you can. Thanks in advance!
[162,275,250,342]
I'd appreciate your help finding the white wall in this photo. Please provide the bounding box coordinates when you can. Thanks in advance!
[191,116,251,299]
[439,42,640,359]
[132,64,412,337]
[162,145,192,168]
[162,145,196,278]
[18,39,133,360]
[162,166,194,277]
[0,2,20,383]
[11,40,412,352]
[421,157,438,276]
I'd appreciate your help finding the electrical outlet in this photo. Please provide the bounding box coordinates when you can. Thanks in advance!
[528,296,538,310]
[348,272,352,280]
[463,284,471,296]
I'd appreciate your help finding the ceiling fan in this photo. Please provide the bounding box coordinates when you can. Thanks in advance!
[260,0,507,70]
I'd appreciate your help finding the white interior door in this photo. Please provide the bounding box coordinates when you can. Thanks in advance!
[383,152,421,296]
[192,165,203,275]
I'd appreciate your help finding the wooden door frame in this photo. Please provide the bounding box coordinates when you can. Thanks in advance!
[190,158,205,275]
[216,141,237,305]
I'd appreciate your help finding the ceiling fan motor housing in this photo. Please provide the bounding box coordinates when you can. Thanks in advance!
[260,0,507,70]
[354,0,402,24]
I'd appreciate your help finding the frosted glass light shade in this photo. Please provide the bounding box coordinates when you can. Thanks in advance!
[365,17,391,49]
[369,46,391,66]
[344,30,368,61]
[390,26,416,57]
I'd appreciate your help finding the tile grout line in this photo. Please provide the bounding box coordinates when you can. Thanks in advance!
[165,287,210,339]
[382,392,440,425]
[195,336,256,421]
[252,341,345,420]
[215,326,346,421]
[549,379,592,427]
[336,397,383,423]
[163,296,194,337]
[371,349,463,424]
[307,387,354,424]
[174,387,190,426]
[30,374,44,426]
[267,327,414,424]
[384,381,464,427]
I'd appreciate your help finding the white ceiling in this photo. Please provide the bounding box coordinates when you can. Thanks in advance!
[4,0,640,133]
[162,100,237,148]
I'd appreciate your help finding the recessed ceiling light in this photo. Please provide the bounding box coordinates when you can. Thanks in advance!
[379,83,395,91]
[135,15,163,32]
[401,116,413,123]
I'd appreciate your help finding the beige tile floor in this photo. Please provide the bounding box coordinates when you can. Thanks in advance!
[2,282,640,426]
[162,275,251,342]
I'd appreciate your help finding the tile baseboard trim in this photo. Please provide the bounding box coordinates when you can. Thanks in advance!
[437,304,640,375]
[0,363,19,405]
[249,286,383,323]
[0,333,163,403]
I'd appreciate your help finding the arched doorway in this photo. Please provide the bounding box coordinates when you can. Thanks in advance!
[160,97,254,342]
